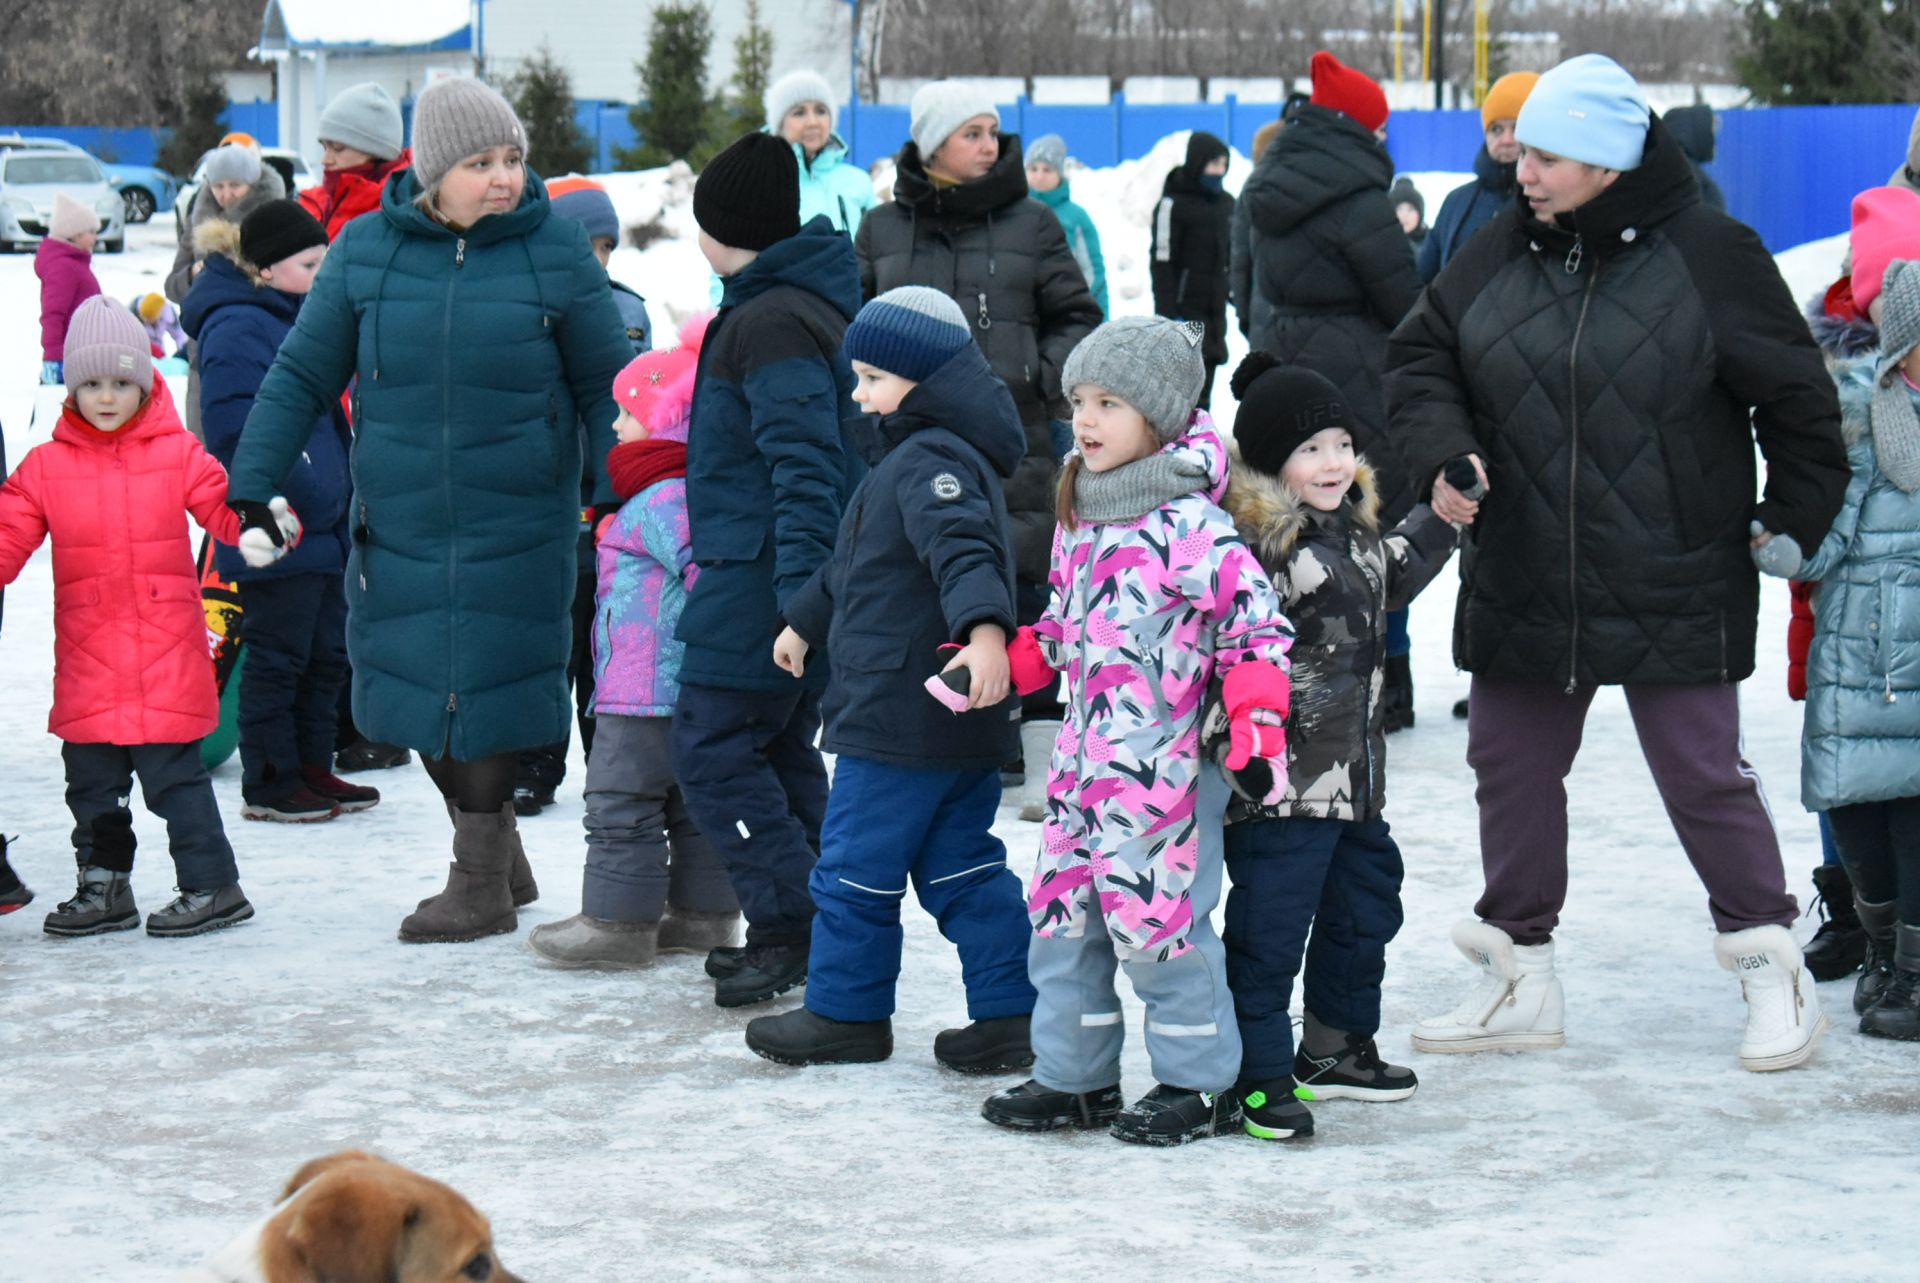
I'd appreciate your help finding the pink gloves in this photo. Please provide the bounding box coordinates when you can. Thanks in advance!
[1008,626,1056,696]
[1222,662,1290,772]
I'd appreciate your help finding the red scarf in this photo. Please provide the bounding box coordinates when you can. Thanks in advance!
[608,439,688,500]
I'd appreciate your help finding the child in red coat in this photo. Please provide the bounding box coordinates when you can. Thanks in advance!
[0,298,274,939]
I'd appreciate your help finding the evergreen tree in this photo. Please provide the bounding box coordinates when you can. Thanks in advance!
[725,0,775,138]
[616,2,716,168]
[506,44,594,177]
[156,72,229,177]
[1739,0,1920,104]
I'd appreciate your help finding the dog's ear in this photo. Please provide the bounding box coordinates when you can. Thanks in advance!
[278,1150,385,1203]
[268,1172,409,1283]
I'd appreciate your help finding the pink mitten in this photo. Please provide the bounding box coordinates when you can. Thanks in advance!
[1222,662,1290,772]
[1007,626,1056,696]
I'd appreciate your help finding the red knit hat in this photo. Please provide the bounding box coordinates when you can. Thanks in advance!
[1851,185,1920,314]
[1310,51,1389,133]
[612,313,712,444]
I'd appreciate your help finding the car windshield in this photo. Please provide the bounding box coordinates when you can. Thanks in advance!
[5,154,101,184]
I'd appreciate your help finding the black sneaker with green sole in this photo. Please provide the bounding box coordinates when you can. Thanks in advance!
[1241,1080,1315,1141]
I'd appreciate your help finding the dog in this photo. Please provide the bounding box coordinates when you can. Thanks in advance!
[181,1150,522,1282]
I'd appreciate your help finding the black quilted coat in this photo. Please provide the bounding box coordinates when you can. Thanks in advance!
[1241,103,1422,519]
[857,136,1102,585]
[1386,116,1848,689]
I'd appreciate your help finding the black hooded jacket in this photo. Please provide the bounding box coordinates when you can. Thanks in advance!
[1386,116,1847,689]
[856,136,1102,586]
[1240,104,1423,519]
[1151,131,1234,366]
[782,342,1025,771]
[1662,105,1726,212]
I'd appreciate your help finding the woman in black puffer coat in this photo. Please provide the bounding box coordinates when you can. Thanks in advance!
[1241,54,1421,522]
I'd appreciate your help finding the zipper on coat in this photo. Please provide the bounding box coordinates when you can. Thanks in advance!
[455,237,466,268]
[1565,265,1600,693]
[442,249,462,752]
[1563,235,1583,275]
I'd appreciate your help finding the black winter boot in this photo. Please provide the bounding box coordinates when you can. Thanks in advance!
[744,1006,892,1065]
[0,836,31,914]
[334,739,411,773]
[1859,924,1920,1041]
[1855,897,1899,1015]
[1110,1084,1243,1146]
[981,1080,1122,1132]
[712,941,808,1008]
[1382,654,1415,733]
[934,1015,1034,1074]
[1803,865,1867,982]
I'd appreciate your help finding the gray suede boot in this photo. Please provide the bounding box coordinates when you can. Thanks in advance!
[528,914,658,969]
[444,800,537,907]
[657,907,742,955]
[400,805,519,943]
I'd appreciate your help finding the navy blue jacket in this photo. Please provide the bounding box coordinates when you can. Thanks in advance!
[1418,146,1516,283]
[783,342,1023,770]
[182,250,351,581]
[676,217,863,692]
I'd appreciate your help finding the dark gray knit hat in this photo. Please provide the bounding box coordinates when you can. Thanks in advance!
[1061,316,1208,443]
[318,83,404,161]
[411,76,528,192]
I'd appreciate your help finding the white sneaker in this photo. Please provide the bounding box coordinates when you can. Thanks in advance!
[1411,920,1567,1054]
[1715,925,1827,1072]
[1017,720,1057,823]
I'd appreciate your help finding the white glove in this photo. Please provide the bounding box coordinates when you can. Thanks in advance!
[236,497,303,569]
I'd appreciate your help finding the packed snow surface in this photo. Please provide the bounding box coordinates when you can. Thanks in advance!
[0,160,1910,1282]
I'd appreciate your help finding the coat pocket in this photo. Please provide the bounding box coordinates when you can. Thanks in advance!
[830,630,912,673]
[689,514,766,565]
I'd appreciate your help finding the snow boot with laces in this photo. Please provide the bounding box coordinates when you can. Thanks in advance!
[981,1080,1123,1132]
[146,884,254,937]
[1411,920,1565,1053]
[42,865,139,937]
[1110,1084,1242,1146]
[1802,864,1866,981]
[1715,924,1826,1071]
[300,765,380,813]
[1854,896,1899,1015]
[1859,924,1920,1040]
[1293,1010,1419,1101]
[399,804,519,943]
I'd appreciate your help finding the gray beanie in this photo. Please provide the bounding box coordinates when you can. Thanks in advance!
[411,76,528,192]
[203,143,261,187]
[1061,316,1208,443]
[1871,259,1920,494]
[1026,134,1067,172]
[318,83,404,161]
[909,80,1000,160]
[765,69,836,134]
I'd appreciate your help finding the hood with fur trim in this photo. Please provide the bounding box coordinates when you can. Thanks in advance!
[1223,452,1382,563]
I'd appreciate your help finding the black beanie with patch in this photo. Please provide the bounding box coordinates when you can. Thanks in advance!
[1230,352,1358,476]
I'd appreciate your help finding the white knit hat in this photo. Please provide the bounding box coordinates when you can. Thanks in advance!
[203,143,262,187]
[909,81,1000,160]
[49,192,96,241]
[765,70,836,134]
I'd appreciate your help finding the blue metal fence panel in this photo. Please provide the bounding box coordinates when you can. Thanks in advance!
[1715,105,1912,251]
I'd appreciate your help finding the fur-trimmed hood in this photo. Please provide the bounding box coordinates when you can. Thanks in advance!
[1223,451,1381,564]
[1835,355,1892,449]
[191,215,246,267]
[1806,290,1880,365]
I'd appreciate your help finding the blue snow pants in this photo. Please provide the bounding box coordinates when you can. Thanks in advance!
[1223,814,1405,1084]
[805,757,1036,1023]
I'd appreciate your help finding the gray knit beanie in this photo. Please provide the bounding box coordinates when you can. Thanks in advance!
[1872,259,1920,493]
[64,295,154,395]
[1061,316,1208,443]
[318,83,405,161]
[910,80,1001,160]
[765,69,836,134]
[1026,134,1067,172]
[411,76,528,192]
[203,143,262,187]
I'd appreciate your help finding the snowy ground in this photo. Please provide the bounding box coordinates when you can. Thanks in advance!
[1,187,1912,1283]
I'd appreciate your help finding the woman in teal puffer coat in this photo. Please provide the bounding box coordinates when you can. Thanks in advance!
[766,70,876,235]
[227,78,633,944]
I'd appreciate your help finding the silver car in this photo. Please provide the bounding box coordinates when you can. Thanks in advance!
[0,138,126,253]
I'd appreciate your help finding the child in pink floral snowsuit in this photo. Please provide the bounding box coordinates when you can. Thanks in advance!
[983,317,1293,1146]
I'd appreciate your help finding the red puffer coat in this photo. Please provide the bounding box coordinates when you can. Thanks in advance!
[0,379,242,744]
[1786,580,1815,701]
[297,150,412,242]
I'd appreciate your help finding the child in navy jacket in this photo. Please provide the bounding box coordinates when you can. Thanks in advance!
[746,286,1038,1072]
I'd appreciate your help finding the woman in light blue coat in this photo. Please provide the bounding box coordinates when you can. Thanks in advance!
[765,70,876,235]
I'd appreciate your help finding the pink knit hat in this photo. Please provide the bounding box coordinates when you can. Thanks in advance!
[1850,185,1920,314]
[612,313,712,444]
[63,295,153,394]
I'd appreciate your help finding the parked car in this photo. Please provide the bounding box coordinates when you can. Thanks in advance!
[173,146,312,233]
[0,137,126,253]
[104,162,181,223]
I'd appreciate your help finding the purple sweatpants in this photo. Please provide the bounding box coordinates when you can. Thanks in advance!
[1465,677,1797,945]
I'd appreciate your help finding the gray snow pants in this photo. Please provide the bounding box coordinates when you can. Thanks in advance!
[1466,676,1797,945]
[582,714,735,923]
[1028,768,1242,1095]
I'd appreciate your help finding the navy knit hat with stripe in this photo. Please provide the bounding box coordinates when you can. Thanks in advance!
[844,286,972,382]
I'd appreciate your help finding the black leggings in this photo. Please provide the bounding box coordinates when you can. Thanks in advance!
[1825,796,1920,924]
[421,752,518,814]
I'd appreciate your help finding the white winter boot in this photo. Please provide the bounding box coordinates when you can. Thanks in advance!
[1714,924,1827,1072]
[1411,920,1567,1053]
[1018,720,1058,823]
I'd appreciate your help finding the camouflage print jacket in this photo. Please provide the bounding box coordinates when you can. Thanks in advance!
[1203,459,1456,822]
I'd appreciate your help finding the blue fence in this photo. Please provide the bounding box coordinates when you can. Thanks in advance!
[2,103,279,167]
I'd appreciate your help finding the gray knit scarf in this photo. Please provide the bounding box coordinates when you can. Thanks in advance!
[1072,451,1211,523]
[1873,260,1920,494]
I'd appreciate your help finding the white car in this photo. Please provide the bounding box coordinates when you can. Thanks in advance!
[173,147,315,233]
[0,137,127,253]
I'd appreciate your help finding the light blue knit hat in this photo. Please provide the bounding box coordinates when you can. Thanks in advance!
[1515,53,1650,173]
[844,286,972,383]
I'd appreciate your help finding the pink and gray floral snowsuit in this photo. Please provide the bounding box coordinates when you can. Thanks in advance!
[1026,420,1292,1095]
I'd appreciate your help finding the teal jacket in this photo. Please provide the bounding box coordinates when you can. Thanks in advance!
[228,168,633,760]
[784,132,877,235]
[1797,358,1920,811]
[1033,180,1109,318]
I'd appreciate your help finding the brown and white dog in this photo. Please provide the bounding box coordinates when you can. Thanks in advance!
[181,1150,522,1283]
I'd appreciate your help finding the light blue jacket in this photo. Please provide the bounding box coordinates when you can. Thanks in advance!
[1795,357,1920,811]
[785,133,876,235]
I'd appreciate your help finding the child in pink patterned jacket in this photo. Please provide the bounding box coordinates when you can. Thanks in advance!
[528,315,740,971]
[982,316,1294,1146]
